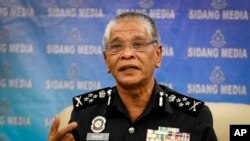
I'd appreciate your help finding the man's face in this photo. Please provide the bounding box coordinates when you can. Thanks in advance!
[103,19,162,88]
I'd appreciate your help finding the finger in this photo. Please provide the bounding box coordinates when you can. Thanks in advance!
[56,122,77,139]
[49,116,60,136]
[63,133,75,141]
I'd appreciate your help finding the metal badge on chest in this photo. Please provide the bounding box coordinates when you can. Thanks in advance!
[87,116,110,141]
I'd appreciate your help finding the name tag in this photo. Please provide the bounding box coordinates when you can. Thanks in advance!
[86,133,109,141]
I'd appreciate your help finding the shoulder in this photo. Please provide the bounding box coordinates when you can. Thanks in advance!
[160,84,205,116]
[72,87,113,111]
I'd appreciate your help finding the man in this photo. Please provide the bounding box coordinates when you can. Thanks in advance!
[48,12,217,141]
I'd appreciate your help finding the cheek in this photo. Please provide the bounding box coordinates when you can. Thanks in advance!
[145,52,160,68]
[138,55,154,71]
[106,56,119,71]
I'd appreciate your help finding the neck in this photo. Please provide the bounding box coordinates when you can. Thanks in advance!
[116,79,155,122]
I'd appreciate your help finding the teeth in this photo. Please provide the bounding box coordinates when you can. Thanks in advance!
[124,67,132,70]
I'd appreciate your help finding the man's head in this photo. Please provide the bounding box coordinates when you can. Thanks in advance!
[103,12,160,47]
[103,12,162,88]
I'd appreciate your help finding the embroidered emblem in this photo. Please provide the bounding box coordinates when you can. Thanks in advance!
[74,96,82,107]
[165,91,204,116]
[159,92,164,107]
[189,101,202,112]
[91,116,106,133]
[159,84,205,116]
[72,87,112,111]
[84,97,89,101]
[107,89,112,106]
[99,90,106,98]
[185,101,190,106]
[168,94,176,102]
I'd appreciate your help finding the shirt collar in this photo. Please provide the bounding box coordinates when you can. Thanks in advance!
[147,81,173,114]
[106,81,173,115]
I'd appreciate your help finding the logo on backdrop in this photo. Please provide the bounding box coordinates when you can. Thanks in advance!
[0,99,12,116]
[68,0,84,7]
[189,0,248,20]
[67,27,82,44]
[0,61,15,79]
[139,0,154,9]
[0,25,33,54]
[46,27,102,55]
[209,66,225,84]
[0,0,15,7]
[210,30,226,48]
[67,63,80,80]
[45,63,102,91]
[0,27,10,53]
[187,66,247,96]
[0,99,31,126]
[31,0,62,27]
[37,0,57,7]
[187,29,248,59]
[117,0,175,19]
[211,0,227,10]
[0,27,10,43]
[0,61,32,89]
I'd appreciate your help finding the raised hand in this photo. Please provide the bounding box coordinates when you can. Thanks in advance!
[48,116,77,141]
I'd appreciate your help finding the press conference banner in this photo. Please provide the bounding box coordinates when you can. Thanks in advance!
[0,0,249,140]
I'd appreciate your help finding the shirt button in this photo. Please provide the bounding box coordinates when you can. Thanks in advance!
[128,127,135,134]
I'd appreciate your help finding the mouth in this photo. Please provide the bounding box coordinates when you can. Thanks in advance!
[119,65,139,72]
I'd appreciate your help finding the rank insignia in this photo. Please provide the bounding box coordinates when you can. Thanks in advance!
[166,93,204,116]
[159,85,204,116]
[72,87,112,111]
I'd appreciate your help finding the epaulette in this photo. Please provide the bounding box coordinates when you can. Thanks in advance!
[160,85,204,116]
[72,87,112,111]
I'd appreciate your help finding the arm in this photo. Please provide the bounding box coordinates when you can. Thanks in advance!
[193,105,217,141]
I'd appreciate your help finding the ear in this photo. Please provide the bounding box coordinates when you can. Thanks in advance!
[103,51,111,73]
[155,45,162,68]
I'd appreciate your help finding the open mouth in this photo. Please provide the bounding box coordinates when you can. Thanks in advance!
[119,65,139,71]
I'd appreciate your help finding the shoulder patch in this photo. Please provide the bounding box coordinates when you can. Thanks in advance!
[160,84,204,116]
[166,92,204,116]
[72,87,112,111]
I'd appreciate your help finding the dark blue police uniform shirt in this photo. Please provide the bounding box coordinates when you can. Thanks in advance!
[70,81,217,141]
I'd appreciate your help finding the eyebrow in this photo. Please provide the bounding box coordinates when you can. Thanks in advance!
[109,37,122,43]
[109,35,146,43]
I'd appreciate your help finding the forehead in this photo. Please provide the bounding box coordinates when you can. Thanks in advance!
[109,19,149,42]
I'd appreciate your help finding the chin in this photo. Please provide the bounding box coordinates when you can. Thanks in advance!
[118,78,143,87]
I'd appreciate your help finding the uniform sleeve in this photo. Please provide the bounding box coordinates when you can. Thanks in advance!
[193,105,218,141]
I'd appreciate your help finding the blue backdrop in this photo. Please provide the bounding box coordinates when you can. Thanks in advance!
[0,0,249,140]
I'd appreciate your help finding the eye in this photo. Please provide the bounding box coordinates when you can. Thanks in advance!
[109,43,123,49]
[133,41,146,49]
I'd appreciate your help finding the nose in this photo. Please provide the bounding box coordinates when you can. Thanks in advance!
[120,44,135,59]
